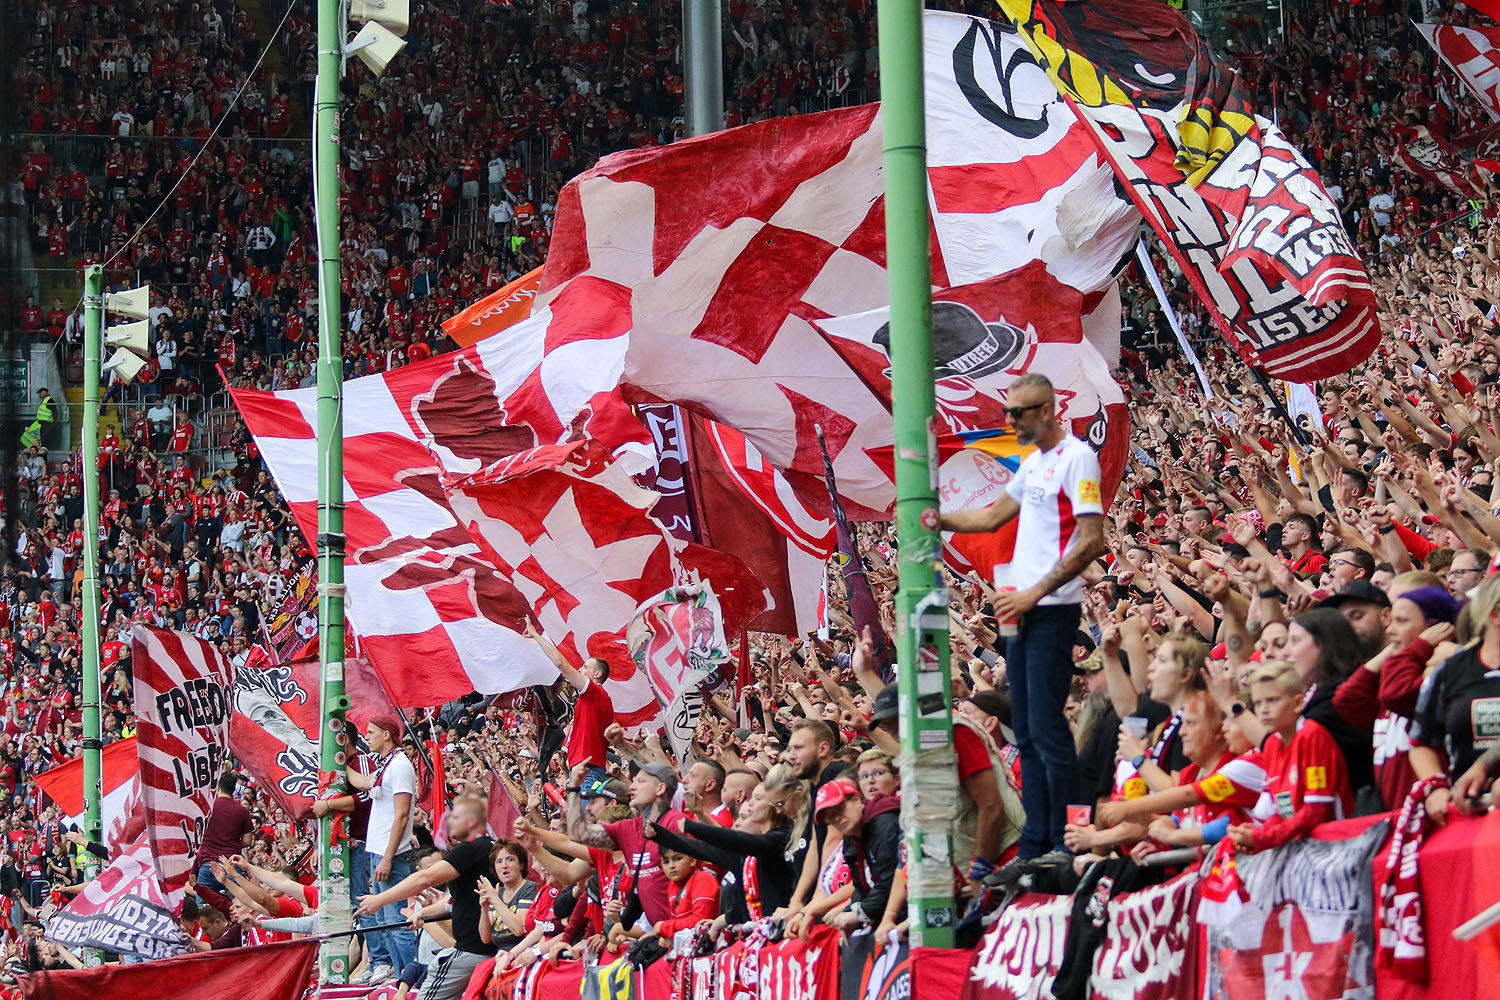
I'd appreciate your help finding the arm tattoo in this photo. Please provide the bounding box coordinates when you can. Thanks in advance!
[1035,525,1106,599]
[1226,633,1246,654]
[565,794,616,849]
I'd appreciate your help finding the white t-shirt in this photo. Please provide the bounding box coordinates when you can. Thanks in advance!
[1003,434,1103,606]
[365,751,418,857]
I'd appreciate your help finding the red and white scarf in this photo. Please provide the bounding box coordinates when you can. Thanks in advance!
[1376,774,1446,981]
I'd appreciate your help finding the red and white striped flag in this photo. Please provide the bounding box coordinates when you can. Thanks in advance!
[1417,22,1500,122]
[130,625,234,900]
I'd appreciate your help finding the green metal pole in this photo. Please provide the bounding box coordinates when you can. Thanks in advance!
[80,266,105,949]
[877,0,956,948]
[313,0,351,985]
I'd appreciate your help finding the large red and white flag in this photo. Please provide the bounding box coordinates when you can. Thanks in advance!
[530,9,1139,517]
[130,625,234,899]
[229,319,653,709]
[1418,22,1500,122]
[1001,0,1379,381]
[33,737,142,852]
[231,367,718,719]
[43,831,189,962]
[229,655,399,821]
[443,440,767,728]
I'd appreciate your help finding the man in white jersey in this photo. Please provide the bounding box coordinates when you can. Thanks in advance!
[941,373,1106,872]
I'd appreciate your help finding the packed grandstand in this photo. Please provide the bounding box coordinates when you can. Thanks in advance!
[6,1,1500,999]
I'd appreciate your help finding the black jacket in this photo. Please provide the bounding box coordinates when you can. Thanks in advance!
[844,794,901,924]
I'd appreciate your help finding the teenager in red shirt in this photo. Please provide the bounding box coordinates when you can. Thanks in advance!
[524,622,613,783]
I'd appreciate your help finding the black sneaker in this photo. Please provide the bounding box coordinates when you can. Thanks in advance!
[982,855,1036,887]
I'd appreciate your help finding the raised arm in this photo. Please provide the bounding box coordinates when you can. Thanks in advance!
[524,619,584,690]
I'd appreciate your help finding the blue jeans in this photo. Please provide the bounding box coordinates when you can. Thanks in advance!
[368,849,417,971]
[1006,602,1083,859]
[195,862,226,896]
[349,845,377,959]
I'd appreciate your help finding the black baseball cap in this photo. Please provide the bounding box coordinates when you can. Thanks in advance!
[1319,581,1390,609]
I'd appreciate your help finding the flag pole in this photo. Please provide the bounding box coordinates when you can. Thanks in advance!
[682,0,723,139]
[79,264,105,966]
[313,0,351,984]
[876,0,957,947]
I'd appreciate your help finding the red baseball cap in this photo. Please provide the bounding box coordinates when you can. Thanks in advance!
[814,779,860,822]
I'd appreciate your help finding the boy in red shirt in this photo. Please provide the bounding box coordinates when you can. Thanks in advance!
[651,847,718,943]
[524,621,613,783]
[1230,662,1353,852]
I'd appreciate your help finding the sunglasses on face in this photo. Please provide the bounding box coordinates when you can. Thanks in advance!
[1003,402,1047,421]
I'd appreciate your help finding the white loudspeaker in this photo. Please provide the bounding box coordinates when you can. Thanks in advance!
[350,0,409,35]
[101,349,148,383]
[104,320,151,354]
[348,22,406,76]
[105,285,151,320]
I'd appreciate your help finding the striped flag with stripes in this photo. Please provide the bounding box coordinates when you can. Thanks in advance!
[130,625,235,900]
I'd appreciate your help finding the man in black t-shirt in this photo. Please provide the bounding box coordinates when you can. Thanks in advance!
[356,796,494,1000]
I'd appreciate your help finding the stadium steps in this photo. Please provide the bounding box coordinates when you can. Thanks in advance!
[240,0,308,138]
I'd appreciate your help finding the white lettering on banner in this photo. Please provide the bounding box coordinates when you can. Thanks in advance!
[966,893,1070,997]
[757,943,825,1000]
[1091,872,1197,1000]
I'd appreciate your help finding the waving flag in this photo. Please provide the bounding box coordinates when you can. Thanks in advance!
[443,441,766,729]
[131,626,235,898]
[442,268,544,348]
[1000,0,1378,381]
[34,737,141,852]
[531,9,1139,518]
[229,300,658,709]
[625,581,737,764]
[229,655,399,821]
[44,831,189,962]
[1417,23,1500,122]
[1394,126,1481,198]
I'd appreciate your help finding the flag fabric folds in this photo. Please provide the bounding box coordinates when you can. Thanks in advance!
[228,654,399,821]
[532,8,1139,517]
[33,737,142,852]
[22,937,320,1000]
[1393,125,1481,199]
[1417,23,1500,122]
[130,625,235,898]
[443,440,766,728]
[43,832,189,962]
[999,0,1378,382]
[625,581,737,764]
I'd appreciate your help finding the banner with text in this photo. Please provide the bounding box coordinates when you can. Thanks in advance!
[131,625,235,899]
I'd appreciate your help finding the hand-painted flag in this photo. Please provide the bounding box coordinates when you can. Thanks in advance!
[1000,0,1378,381]
[1394,125,1481,199]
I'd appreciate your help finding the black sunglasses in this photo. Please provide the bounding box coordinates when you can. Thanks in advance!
[1003,402,1047,420]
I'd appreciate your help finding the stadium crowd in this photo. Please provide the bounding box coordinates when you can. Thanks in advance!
[8,0,1500,996]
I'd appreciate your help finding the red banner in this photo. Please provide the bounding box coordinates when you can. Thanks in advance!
[21,938,318,1000]
[228,655,399,822]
